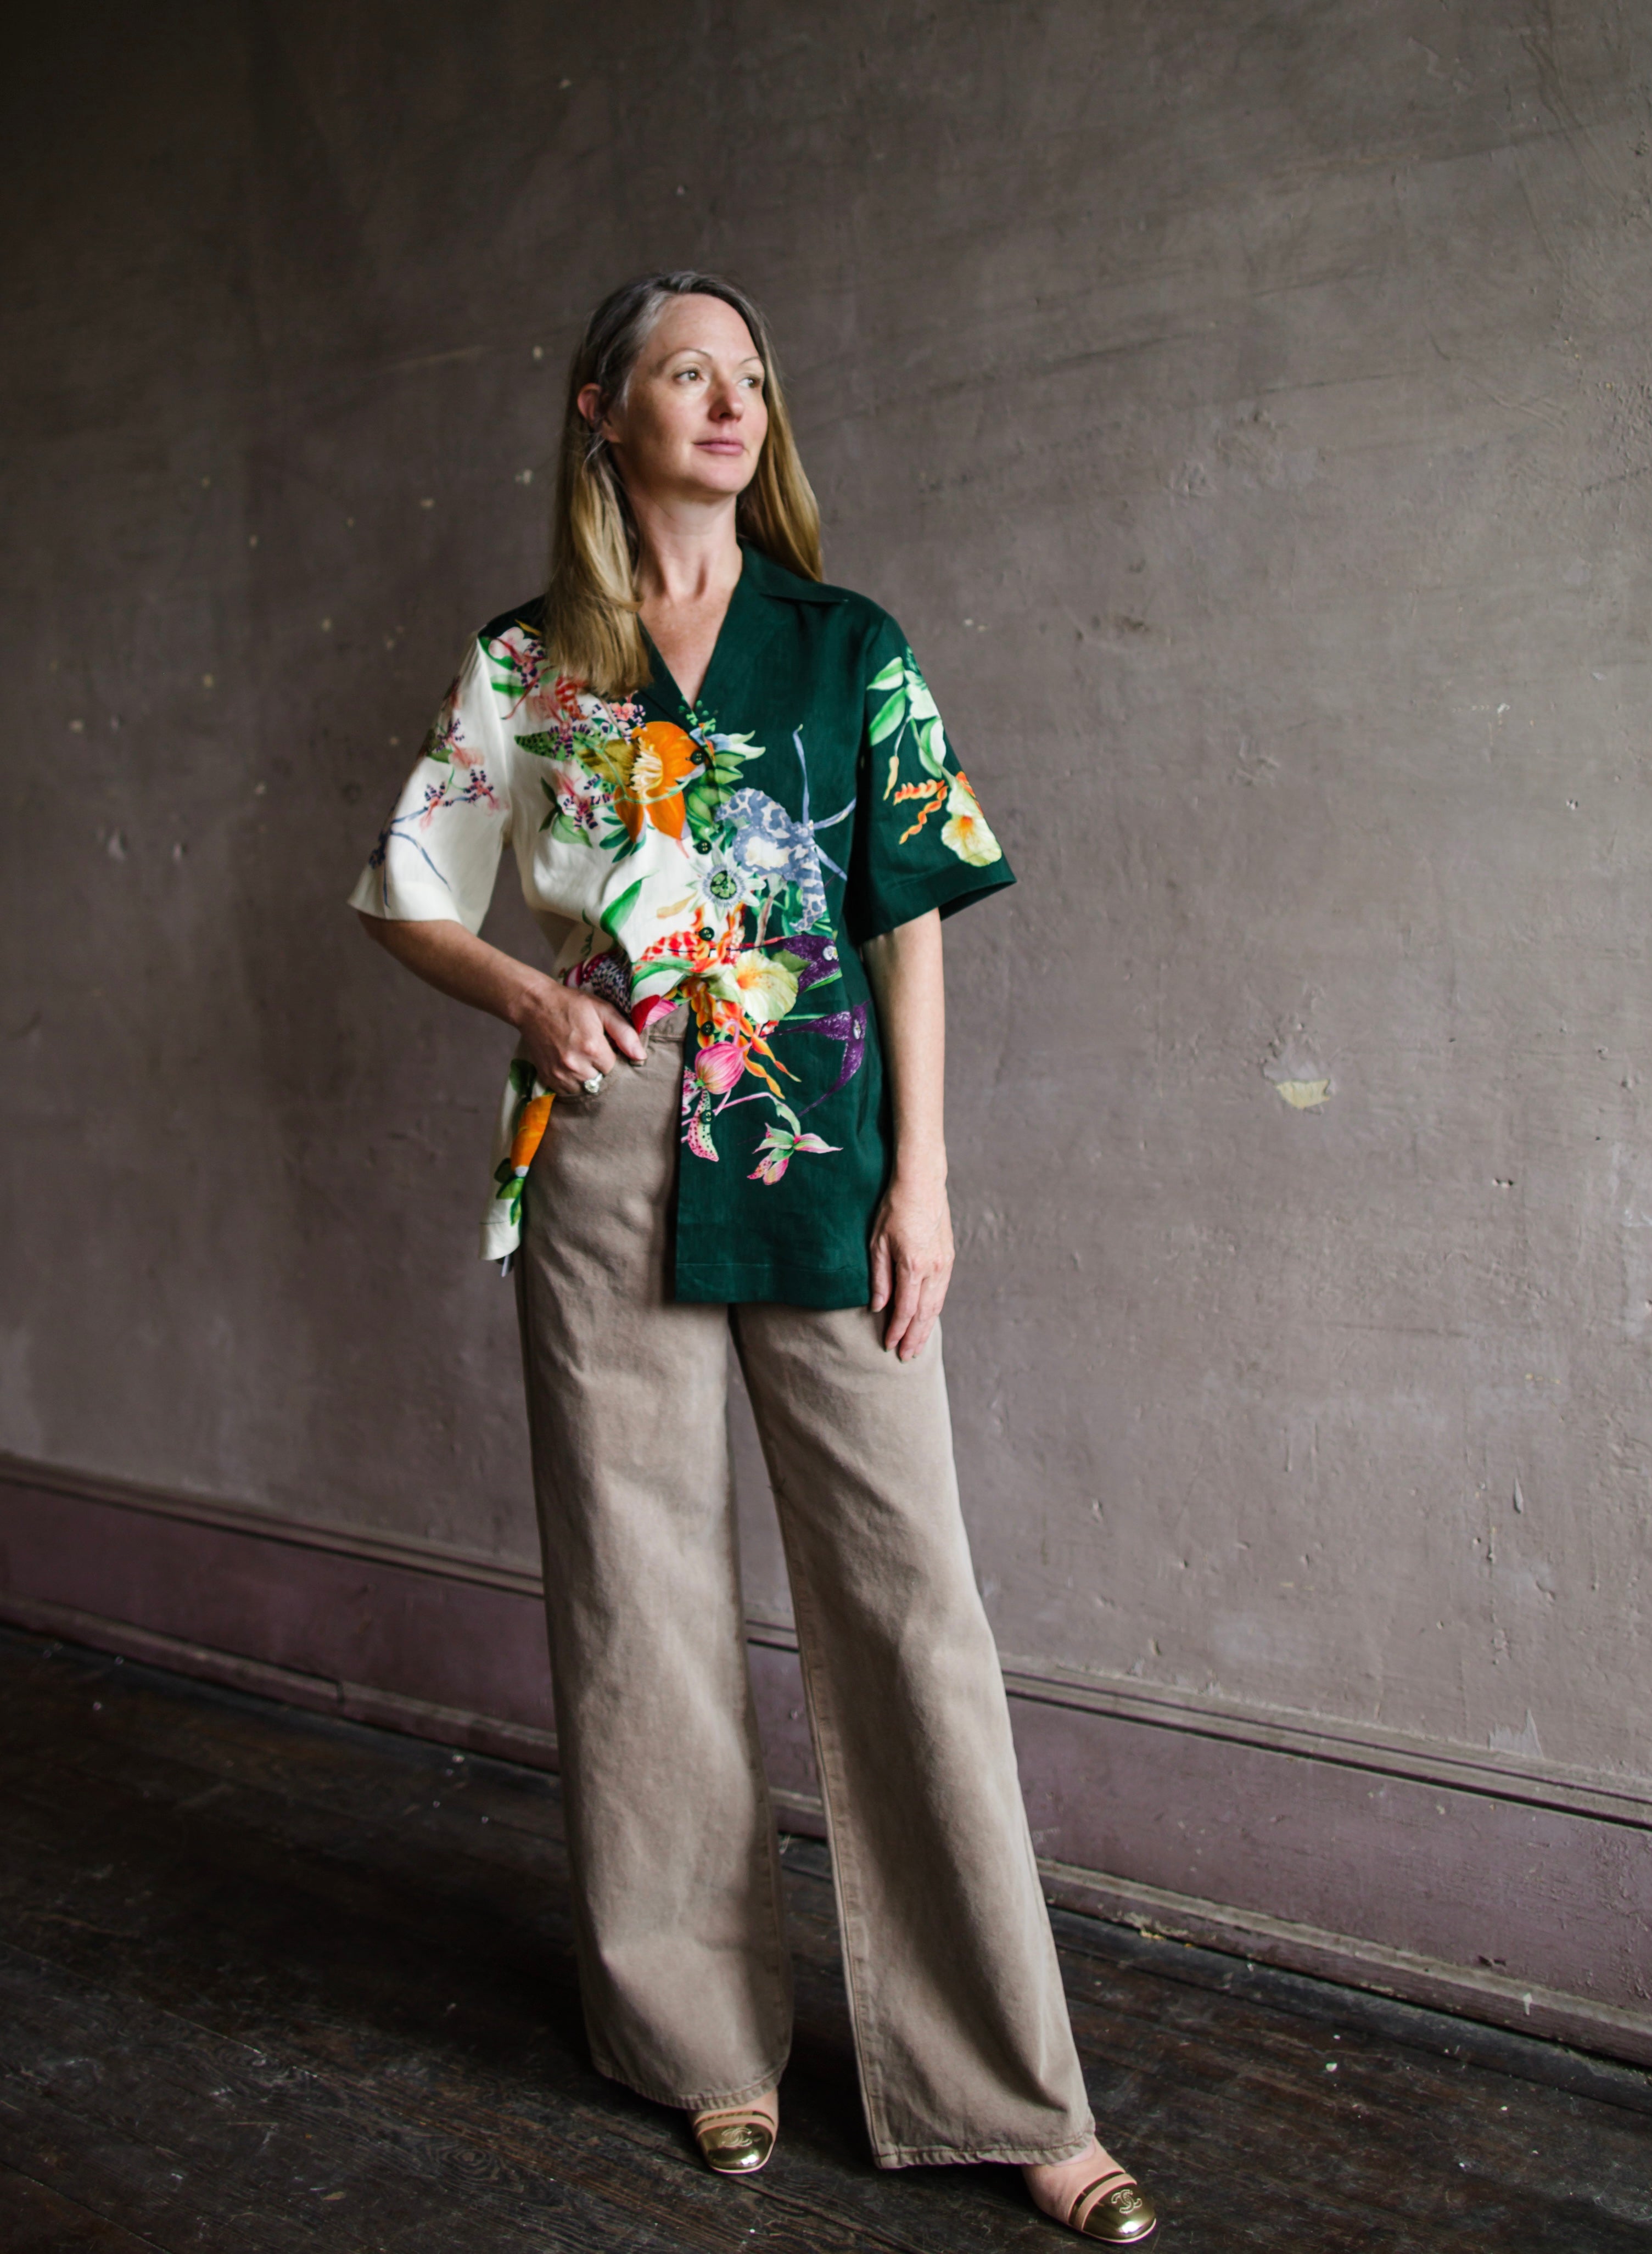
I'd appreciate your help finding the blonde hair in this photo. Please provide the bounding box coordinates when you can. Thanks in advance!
[544,272,822,697]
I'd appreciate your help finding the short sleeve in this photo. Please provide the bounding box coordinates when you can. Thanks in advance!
[347,636,512,933]
[842,617,1016,944]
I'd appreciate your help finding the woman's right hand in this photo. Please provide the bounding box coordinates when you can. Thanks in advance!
[513,973,647,1095]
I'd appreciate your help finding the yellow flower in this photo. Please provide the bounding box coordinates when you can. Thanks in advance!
[703,949,799,1030]
[584,736,636,794]
[940,770,1002,867]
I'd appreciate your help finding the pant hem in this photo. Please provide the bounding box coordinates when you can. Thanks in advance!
[872,2128,1096,2171]
[592,2056,790,2115]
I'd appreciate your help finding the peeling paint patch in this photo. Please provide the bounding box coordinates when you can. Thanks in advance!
[1264,1037,1331,1110]
[1489,1709,1544,1759]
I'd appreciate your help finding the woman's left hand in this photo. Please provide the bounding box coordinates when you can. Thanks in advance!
[869,1173,955,1361]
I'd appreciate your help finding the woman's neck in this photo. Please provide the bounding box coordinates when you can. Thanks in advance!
[629,487,743,610]
[629,496,744,709]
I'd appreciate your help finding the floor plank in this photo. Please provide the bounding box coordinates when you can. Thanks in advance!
[0,2166,168,2254]
[0,1626,1648,2252]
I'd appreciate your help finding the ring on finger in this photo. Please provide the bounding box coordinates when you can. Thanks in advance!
[580,1073,605,1095]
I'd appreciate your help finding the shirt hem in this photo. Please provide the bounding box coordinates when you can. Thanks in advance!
[347,879,485,934]
[673,1259,871,1309]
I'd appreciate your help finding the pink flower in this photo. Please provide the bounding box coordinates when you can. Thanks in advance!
[748,1124,838,1184]
[695,1041,747,1095]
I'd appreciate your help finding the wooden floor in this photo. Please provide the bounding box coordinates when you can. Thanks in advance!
[2,1629,1649,2253]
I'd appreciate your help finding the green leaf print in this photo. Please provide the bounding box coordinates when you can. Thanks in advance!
[869,689,907,745]
[599,878,643,938]
[513,732,561,757]
[682,780,723,843]
[867,656,905,694]
[917,716,947,777]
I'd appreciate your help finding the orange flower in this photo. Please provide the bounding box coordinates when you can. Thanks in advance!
[615,721,698,840]
[508,1093,553,1174]
[894,776,945,842]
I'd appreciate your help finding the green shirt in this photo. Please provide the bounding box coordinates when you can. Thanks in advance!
[349,543,1015,1307]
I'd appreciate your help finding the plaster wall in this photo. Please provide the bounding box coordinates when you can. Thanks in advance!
[6,1,1652,1795]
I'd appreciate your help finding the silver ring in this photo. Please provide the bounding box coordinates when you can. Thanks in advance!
[581,1074,604,1095]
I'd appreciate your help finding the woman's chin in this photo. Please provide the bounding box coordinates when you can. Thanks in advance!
[660,468,759,508]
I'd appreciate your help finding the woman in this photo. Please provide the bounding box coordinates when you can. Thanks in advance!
[351,272,1156,2244]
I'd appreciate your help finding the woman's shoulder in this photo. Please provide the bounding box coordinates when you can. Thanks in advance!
[476,595,547,650]
[449,598,561,731]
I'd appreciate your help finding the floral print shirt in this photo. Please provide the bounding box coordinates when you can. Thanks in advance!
[349,543,1013,1306]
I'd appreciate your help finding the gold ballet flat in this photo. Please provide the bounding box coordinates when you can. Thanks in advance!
[691,2105,776,2175]
[1065,2167,1157,2242]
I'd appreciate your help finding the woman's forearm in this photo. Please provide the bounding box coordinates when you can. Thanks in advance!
[862,910,951,1355]
[357,912,644,1090]
[861,909,946,1184]
[359,911,547,1029]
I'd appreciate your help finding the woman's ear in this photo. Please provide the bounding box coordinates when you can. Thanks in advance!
[576,382,614,442]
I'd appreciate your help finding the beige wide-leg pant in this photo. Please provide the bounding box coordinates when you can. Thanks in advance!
[514,1010,1093,2168]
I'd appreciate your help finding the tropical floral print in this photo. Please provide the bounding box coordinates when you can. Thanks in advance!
[452,614,877,1203]
[870,647,1003,869]
[349,546,1014,1294]
[361,679,504,909]
[493,1058,551,1233]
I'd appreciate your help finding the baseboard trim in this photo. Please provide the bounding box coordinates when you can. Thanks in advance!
[747,1610,1652,1833]
[4,1453,1650,2066]
[39,1584,1634,2064]
[1,1591,561,1770]
[998,1661,1652,1832]
[10,1586,1651,2072]
[0,1451,542,1597]
[0,1582,829,1834]
[9,1454,1640,1830]
[1036,1859,1652,2071]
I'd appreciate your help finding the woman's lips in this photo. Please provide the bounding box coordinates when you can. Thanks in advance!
[698,439,746,453]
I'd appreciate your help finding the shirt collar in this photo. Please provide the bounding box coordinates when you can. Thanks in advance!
[636,543,844,726]
[736,540,847,605]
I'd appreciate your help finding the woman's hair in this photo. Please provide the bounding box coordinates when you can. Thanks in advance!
[545,271,822,696]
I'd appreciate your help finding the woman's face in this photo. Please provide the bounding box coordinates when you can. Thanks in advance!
[587,293,769,508]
